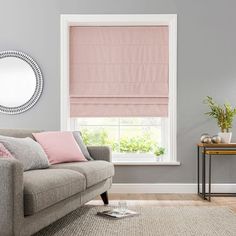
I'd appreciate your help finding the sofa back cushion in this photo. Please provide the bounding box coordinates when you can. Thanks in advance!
[33,131,87,164]
[0,135,49,171]
[0,129,41,139]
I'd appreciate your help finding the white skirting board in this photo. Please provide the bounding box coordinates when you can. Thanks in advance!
[109,183,236,194]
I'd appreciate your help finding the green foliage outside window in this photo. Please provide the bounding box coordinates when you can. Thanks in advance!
[81,128,165,156]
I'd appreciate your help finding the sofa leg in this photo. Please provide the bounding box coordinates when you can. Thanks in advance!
[100,191,109,205]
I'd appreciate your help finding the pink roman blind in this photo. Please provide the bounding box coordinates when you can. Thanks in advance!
[69,26,169,117]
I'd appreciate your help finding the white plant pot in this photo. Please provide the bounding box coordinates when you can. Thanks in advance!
[156,155,164,162]
[218,132,232,143]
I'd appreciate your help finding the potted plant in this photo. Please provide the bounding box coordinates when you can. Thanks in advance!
[204,96,236,143]
[154,147,165,161]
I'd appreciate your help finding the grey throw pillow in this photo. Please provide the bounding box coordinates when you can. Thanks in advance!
[0,135,50,171]
[72,131,93,160]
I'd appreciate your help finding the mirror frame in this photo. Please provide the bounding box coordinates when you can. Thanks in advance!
[0,50,43,114]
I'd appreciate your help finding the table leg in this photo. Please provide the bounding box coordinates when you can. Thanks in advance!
[197,146,200,194]
[202,147,206,199]
[209,154,211,202]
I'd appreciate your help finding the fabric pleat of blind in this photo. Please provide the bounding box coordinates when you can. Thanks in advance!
[70,26,169,117]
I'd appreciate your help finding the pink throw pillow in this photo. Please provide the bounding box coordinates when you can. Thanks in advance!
[32,131,87,164]
[0,143,14,158]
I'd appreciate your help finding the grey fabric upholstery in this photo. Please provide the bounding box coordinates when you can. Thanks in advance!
[87,146,112,162]
[24,169,86,216]
[21,178,112,236]
[80,178,112,205]
[73,131,93,160]
[0,129,41,139]
[0,129,114,236]
[0,135,50,171]
[50,160,114,188]
[0,158,24,236]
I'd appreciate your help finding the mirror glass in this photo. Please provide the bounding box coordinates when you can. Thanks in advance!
[0,51,43,114]
[0,57,36,107]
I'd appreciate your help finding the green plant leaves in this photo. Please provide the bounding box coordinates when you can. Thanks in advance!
[154,147,165,156]
[204,96,236,132]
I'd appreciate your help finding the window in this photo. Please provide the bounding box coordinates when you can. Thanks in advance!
[70,117,168,162]
[61,15,177,164]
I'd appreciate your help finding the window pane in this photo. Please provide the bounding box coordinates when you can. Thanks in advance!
[119,126,162,153]
[79,126,119,152]
[120,117,162,126]
[72,117,167,157]
[76,118,119,126]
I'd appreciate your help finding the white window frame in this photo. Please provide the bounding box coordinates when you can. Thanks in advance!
[60,14,178,165]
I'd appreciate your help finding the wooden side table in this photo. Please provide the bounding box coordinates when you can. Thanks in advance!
[197,143,236,201]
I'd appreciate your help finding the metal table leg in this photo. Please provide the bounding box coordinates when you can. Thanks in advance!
[197,146,200,194]
[202,147,206,199]
[208,154,211,201]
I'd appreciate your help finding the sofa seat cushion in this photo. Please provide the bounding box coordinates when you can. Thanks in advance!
[24,169,86,216]
[50,161,114,188]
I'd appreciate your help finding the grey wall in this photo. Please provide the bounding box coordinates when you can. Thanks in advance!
[0,0,236,183]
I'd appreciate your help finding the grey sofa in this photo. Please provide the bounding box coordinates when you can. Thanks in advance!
[0,129,114,236]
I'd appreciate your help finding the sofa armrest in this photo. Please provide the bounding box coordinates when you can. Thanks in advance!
[87,146,112,162]
[0,158,24,236]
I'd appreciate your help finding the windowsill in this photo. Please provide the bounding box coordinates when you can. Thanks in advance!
[112,154,180,166]
[112,160,180,166]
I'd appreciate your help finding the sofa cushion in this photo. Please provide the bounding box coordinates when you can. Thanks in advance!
[50,161,114,188]
[33,131,87,164]
[0,143,14,158]
[24,169,86,216]
[0,135,50,171]
[72,131,93,161]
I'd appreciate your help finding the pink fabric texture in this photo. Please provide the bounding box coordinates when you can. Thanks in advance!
[70,26,169,117]
[32,132,87,164]
[0,143,14,158]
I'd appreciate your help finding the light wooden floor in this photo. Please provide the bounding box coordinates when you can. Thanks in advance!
[93,194,236,213]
